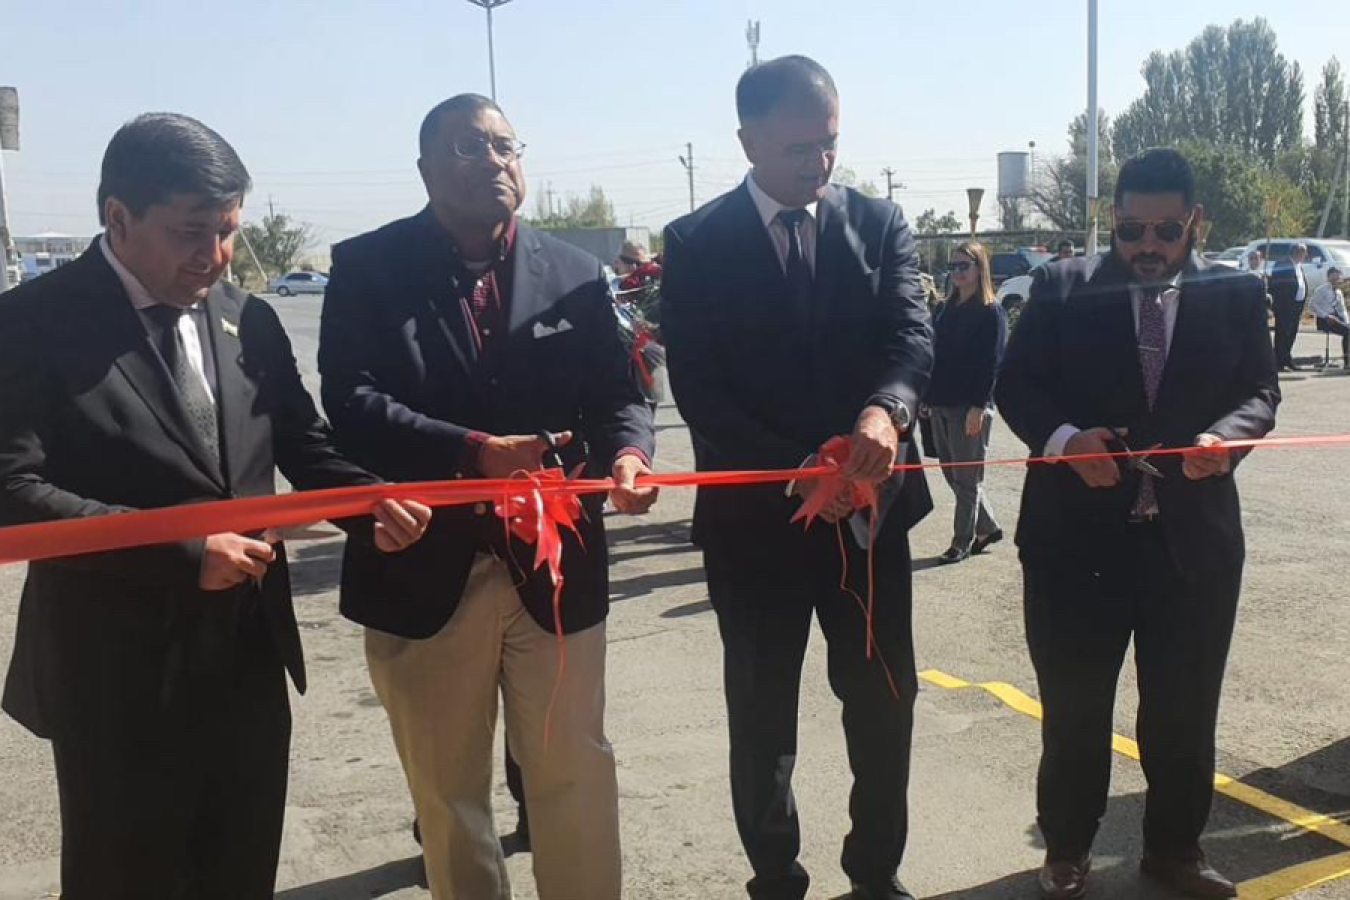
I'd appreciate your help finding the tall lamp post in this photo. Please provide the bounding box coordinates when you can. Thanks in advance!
[966,187,984,239]
[465,0,516,101]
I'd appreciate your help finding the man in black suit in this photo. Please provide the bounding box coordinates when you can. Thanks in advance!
[319,94,656,900]
[1270,242,1309,371]
[661,57,933,900]
[0,113,431,900]
[997,148,1279,900]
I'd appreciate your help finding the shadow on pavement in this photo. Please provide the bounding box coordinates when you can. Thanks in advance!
[286,539,345,597]
[276,856,425,899]
[610,565,707,602]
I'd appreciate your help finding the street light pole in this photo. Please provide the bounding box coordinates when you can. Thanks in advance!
[1086,0,1100,255]
[465,0,516,102]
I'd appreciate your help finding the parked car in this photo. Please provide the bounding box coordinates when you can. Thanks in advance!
[269,271,329,296]
[1240,238,1350,295]
[991,249,1055,314]
[1205,246,1248,269]
[990,248,1054,287]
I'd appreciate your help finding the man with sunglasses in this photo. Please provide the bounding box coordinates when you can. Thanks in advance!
[998,147,1279,900]
[318,94,657,900]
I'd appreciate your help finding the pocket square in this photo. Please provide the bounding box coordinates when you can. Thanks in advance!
[532,319,574,339]
[221,319,240,338]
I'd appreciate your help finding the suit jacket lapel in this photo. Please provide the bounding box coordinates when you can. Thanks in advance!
[1085,255,1148,408]
[508,225,550,336]
[1155,257,1206,407]
[811,187,859,324]
[203,286,249,489]
[724,184,789,312]
[77,248,226,490]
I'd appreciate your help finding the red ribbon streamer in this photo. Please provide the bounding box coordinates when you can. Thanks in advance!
[2,432,1347,567]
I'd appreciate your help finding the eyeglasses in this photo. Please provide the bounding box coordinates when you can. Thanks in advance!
[1115,217,1191,244]
[948,261,975,273]
[452,136,527,164]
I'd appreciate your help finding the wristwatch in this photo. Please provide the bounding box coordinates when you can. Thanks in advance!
[867,396,912,433]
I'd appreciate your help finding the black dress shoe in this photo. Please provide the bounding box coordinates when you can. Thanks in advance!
[1140,852,1236,898]
[412,817,422,846]
[850,876,915,900]
[938,546,970,565]
[1038,854,1090,900]
[972,529,1004,554]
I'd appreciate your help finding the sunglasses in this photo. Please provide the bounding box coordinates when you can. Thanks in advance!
[1115,218,1191,244]
[949,261,975,273]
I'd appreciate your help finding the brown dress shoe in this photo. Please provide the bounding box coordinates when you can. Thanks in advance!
[1140,853,1237,899]
[1038,855,1090,900]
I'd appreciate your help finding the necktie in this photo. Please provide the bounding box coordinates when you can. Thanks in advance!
[148,305,220,466]
[777,208,813,321]
[1133,286,1166,517]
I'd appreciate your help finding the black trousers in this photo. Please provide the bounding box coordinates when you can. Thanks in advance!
[51,592,292,900]
[1023,523,1239,861]
[705,532,918,900]
[1318,316,1350,362]
[1273,298,1305,366]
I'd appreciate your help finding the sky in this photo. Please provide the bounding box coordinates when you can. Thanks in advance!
[1,0,1344,252]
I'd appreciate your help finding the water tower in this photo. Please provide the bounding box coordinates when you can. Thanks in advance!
[997,151,1031,232]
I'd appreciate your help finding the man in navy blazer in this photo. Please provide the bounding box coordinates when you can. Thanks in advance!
[319,94,656,900]
[662,56,933,900]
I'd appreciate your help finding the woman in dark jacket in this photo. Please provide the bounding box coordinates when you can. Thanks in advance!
[925,242,1008,564]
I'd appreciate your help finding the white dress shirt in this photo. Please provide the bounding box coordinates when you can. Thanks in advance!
[745,173,819,276]
[1043,277,1182,458]
[1295,264,1308,305]
[1311,283,1348,323]
[101,235,216,404]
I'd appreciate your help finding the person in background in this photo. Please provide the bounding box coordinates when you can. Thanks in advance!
[1311,267,1349,367]
[1270,243,1309,371]
[614,240,662,292]
[923,242,1007,564]
[1056,240,1075,260]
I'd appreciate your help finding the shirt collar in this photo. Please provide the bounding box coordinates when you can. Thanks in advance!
[745,172,818,231]
[100,234,205,314]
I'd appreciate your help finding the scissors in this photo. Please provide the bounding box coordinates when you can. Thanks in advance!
[537,430,565,470]
[1107,428,1164,479]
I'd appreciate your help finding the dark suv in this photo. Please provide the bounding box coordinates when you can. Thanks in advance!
[990,249,1053,287]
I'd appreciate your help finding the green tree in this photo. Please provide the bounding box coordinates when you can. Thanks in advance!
[914,208,961,235]
[526,184,616,229]
[1176,140,1310,248]
[1028,110,1118,232]
[1314,57,1347,152]
[1112,18,1305,165]
[236,214,315,285]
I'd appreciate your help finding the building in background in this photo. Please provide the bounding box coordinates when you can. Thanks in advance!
[545,226,651,268]
[14,232,92,282]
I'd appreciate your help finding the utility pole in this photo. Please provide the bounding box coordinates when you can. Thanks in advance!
[0,87,19,294]
[881,167,904,202]
[679,144,695,213]
[1085,0,1100,255]
[465,0,517,101]
[1343,101,1349,237]
[268,194,276,219]
[544,182,557,219]
[746,20,761,68]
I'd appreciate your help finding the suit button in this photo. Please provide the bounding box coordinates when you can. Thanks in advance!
[474,503,488,516]
[490,378,500,387]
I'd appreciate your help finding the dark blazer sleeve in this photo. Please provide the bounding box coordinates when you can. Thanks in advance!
[319,242,479,478]
[576,264,656,465]
[661,224,811,471]
[865,207,935,416]
[1204,277,1280,449]
[996,265,1073,454]
[0,298,203,591]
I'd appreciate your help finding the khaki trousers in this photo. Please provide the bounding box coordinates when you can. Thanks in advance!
[366,555,621,900]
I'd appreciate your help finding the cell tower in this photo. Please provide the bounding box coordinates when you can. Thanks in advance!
[746,20,761,68]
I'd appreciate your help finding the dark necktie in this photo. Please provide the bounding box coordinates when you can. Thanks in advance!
[777,208,813,321]
[147,305,220,465]
[1133,286,1167,517]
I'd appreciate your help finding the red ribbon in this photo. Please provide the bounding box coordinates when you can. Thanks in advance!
[2,432,1347,567]
[631,331,655,389]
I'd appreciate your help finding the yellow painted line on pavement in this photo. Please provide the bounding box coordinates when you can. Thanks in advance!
[1237,852,1350,900]
[920,670,1350,845]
